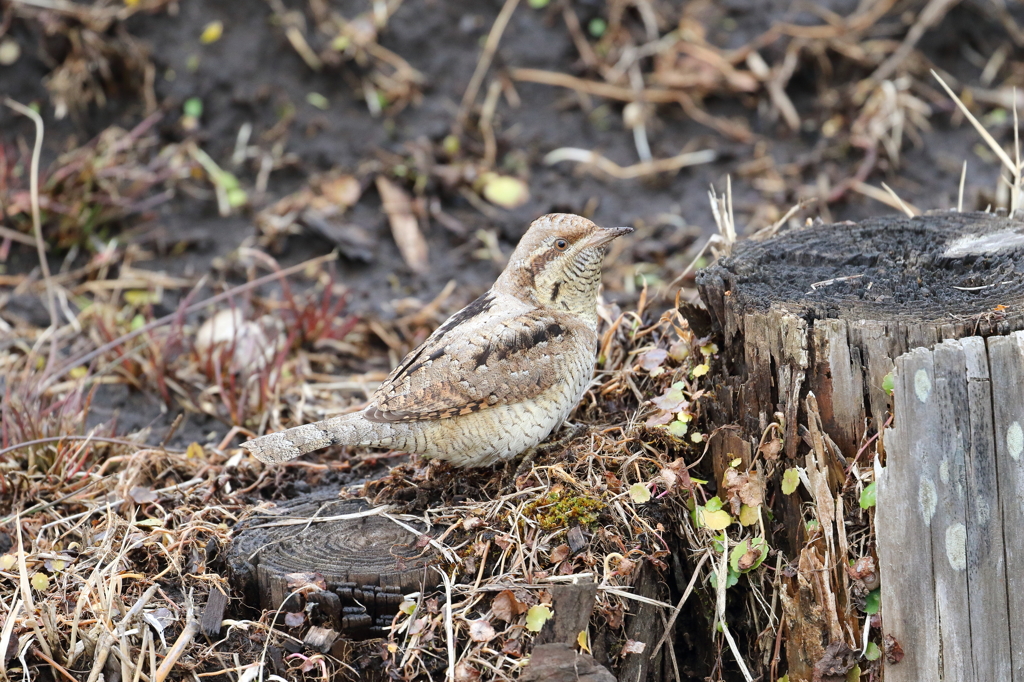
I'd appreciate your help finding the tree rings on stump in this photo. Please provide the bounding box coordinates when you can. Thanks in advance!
[696,211,1024,469]
[228,492,439,636]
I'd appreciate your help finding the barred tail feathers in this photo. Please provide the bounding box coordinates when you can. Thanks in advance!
[241,412,373,464]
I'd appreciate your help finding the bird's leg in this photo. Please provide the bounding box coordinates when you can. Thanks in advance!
[509,422,589,485]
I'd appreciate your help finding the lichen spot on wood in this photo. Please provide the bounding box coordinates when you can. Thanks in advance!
[976,497,991,526]
[914,369,931,403]
[939,458,949,485]
[919,476,937,526]
[1008,421,1024,461]
[946,523,967,571]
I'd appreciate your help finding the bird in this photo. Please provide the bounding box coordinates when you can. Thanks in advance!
[242,213,632,468]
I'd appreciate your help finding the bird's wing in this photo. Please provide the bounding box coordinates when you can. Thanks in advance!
[365,293,593,423]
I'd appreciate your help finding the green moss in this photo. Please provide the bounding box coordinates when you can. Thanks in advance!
[525,490,605,531]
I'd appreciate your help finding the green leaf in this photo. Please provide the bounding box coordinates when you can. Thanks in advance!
[30,572,49,591]
[698,508,732,530]
[882,372,894,396]
[306,92,330,110]
[864,588,881,615]
[730,537,769,573]
[588,17,607,37]
[667,419,689,438]
[183,97,203,118]
[864,641,881,661]
[629,483,651,504]
[708,565,739,590]
[705,496,723,512]
[482,175,530,209]
[528,0,550,7]
[860,482,877,509]
[525,604,553,632]
[781,468,800,495]
[739,504,760,526]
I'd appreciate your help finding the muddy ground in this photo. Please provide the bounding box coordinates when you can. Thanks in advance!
[3,0,1018,448]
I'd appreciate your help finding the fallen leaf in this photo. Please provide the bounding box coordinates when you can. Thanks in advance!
[200,21,223,44]
[284,572,327,591]
[549,545,570,563]
[758,437,783,461]
[492,590,527,623]
[408,617,428,635]
[525,604,553,632]
[645,410,674,427]
[722,468,765,516]
[659,458,695,494]
[611,556,637,578]
[319,174,361,208]
[129,486,158,504]
[883,634,904,664]
[481,175,530,209]
[454,662,481,682]
[0,38,21,66]
[639,348,668,372]
[652,382,687,412]
[376,176,429,274]
[621,639,646,654]
[468,619,496,642]
[668,339,689,361]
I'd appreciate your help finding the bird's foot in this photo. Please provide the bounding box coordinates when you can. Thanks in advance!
[504,423,589,489]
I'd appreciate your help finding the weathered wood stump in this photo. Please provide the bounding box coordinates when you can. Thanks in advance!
[694,211,1024,679]
[878,332,1024,681]
[697,211,1024,469]
[228,492,439,639]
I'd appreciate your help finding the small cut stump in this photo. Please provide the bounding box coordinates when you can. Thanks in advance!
[694,211,1024,680]
[228,492,438,638]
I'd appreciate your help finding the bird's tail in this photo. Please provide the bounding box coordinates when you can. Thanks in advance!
[241,411,370,464]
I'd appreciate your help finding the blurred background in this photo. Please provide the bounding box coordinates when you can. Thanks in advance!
[2,0,1024,437]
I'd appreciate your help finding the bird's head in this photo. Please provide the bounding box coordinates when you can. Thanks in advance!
[494,213,632,324]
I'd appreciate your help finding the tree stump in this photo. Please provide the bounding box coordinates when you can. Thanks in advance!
[693,211,1024,679]
[877,332,1024,681]
[696,211,1024,479]
[228,492,439,637]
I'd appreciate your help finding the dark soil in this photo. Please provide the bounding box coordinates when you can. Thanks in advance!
[1,0,1015,308]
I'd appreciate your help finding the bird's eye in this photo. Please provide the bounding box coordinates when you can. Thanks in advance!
[554,239,569,251]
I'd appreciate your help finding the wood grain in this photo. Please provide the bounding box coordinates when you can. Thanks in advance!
[878,331,1024,680]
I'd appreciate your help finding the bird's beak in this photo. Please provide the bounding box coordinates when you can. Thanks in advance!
[587,225,634,247]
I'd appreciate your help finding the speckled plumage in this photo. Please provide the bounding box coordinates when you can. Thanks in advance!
[242,213,631,467]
